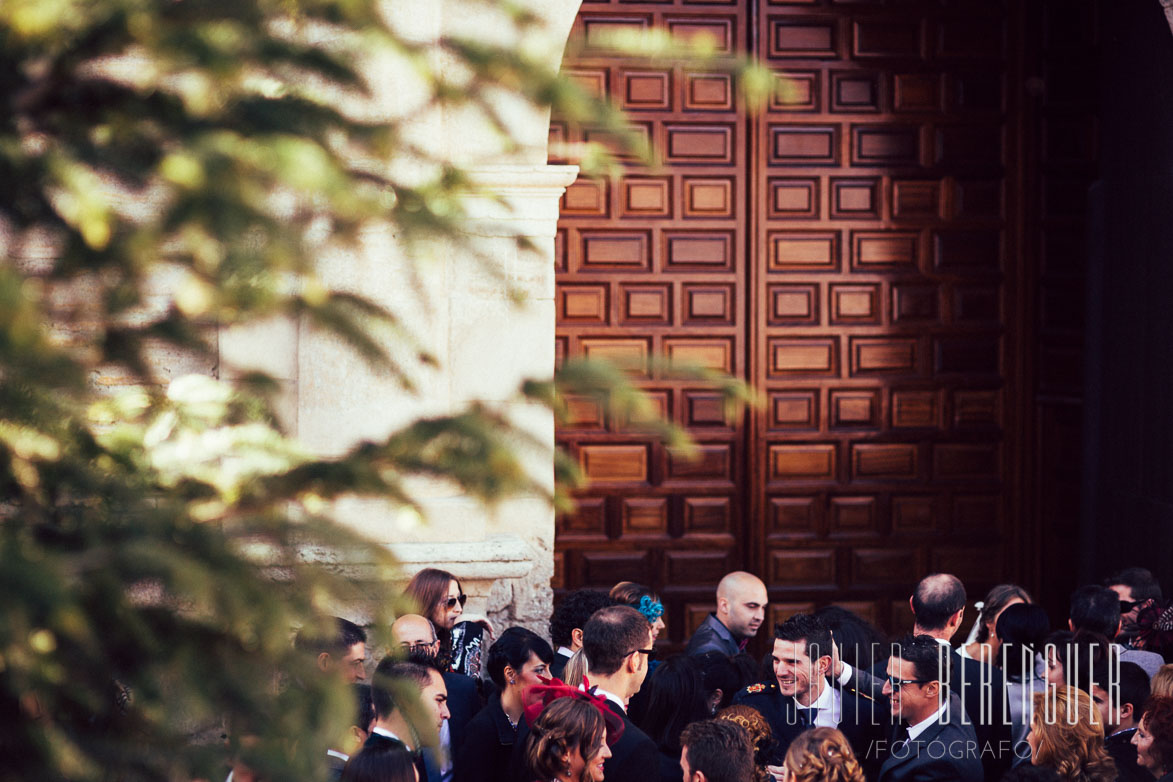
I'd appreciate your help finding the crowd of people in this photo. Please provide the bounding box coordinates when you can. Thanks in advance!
[285,566,1173,782]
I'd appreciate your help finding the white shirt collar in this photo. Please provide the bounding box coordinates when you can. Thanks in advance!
[933,637,952,649]
[372,726,404,743]
[906,700,949,741]
[794,678,842,726]
[557,646,575,658]
[326,749,349,761]
[581,683,626,712]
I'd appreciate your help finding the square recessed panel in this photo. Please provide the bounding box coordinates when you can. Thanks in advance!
[683,284,734,325]
[622,497,667,535]
[893,73,941,112]
[769,283,820,326]
[768,444,838,481]
[684,72,733,111]
[621,177,671,218]
[620,284,671,324]
[683,178,734,217]
[560,285,609,324]
[562,178,608,217]
[580,444,648,483]
[891,284,939,323]
[565,68,608,98]
[830,389,879,428]
[622,70,671,110]
[831,72,880,112]
[772,71,819,112]
[892,180,941,218]
[580,337,650,376]
[830,496,877,532]
[770,390,819,430]
[830,284,880,324]
[581,17,651,52]
[770,496,821,535]
[831,178,879,218]
[585,123,652,162]
[891,389,939,429]
[667,338,734,373]
[850,337,919,375]
[685,391,732,428]
[769,178,819,218]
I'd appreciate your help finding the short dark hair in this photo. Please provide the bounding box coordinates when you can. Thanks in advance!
[583,605,651,677]
[353,682,375,733]
[1105,568,1163,602]
[774,614,833,663]
[996,603,1050,683]
[487,627,554,689]
[549,590,613,649]
[1082,661,1151,720]
[680,719,753,782]
[1070,585,1122,638]
[892,634,951,687]
[371,659,433,719]
[641,655,710,755]
[297,616,367,656]
[911,574,966,630]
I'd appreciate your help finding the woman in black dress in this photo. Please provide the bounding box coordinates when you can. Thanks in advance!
[453,627,554,782]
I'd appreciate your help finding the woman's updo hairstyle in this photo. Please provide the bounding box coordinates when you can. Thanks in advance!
[783,727,866,782]
[524,697,606,782]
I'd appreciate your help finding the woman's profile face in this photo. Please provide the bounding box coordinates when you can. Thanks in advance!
[584,736,610,782]
[1133,717,1158,773]
[516,652,550,692]
[1044,649,1064,688]
[1026,719,1042,765]
[651,614,666,641]
[435,579,463,629]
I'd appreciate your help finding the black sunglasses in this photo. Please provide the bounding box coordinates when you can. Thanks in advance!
[442,594,467,610]
[626,647,657,662]
[885,675,932,689]
[1120,600,1140,613]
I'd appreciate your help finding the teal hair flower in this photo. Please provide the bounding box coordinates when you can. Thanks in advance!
[638,595,664,624]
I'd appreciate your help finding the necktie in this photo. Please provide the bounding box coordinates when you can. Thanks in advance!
[798,708,817,727]
[891,729,911,758]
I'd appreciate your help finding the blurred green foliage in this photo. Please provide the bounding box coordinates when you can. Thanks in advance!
[0,0,769,779]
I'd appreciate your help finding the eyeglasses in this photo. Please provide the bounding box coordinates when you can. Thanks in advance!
[401,640,438,651]
[1120,600,1140,613]
[626,647,657,662]
[441,594,467,610]
[885,675,932,689]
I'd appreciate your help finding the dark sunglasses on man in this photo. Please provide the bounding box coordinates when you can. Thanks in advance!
[442,594,468,609]
[1120,599,1141,613]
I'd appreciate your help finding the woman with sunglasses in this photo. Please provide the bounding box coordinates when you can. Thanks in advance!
[404,568,492,678]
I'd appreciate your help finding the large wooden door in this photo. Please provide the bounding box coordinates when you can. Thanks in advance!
[554,0,1027,648]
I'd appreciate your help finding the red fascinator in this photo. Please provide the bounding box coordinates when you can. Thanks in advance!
[522,675,625,746]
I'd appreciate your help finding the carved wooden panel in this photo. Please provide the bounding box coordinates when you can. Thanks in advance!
[557,0,1027,645]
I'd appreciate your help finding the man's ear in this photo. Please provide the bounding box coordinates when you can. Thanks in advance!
[816,654,832,677]
[1121,702,1134,722]
[717,596,728,616]
[317,651,332,672]
[571,628,584,649]
[1068,618,1075,631]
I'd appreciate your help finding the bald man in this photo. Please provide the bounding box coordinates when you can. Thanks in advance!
[390,614,483,782]
[686,571,768,656]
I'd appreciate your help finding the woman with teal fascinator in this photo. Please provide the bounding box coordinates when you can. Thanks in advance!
[610,581,666,675]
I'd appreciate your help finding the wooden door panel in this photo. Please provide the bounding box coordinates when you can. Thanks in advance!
[555,0,1024,646]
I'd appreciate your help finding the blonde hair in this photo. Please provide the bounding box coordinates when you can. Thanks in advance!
[715,705,775,782]
[1152,664,1173,698]
[1029,687,1116,782]
[562,648,588,688]
[783,727,865,782]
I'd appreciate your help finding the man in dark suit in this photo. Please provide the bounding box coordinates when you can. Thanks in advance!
[507,606,657,782]
[686,571,769,657]
[900,573,1013,779]
[733,613,887,776]
[367,659,450,782]
[548,588,613,679]
[1082,660,1152,782]
[877,634,983,782]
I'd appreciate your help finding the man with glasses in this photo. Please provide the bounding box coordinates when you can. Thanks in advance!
[580,604,659,782]
[1070,584,1165,677]
[391,613,483,782]
[876,634,982,782]
[1106,567,1163,646]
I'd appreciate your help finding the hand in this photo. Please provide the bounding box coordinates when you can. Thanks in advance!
[830,634,844,678]
[766,764,788,782]
[474,617,496,639]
